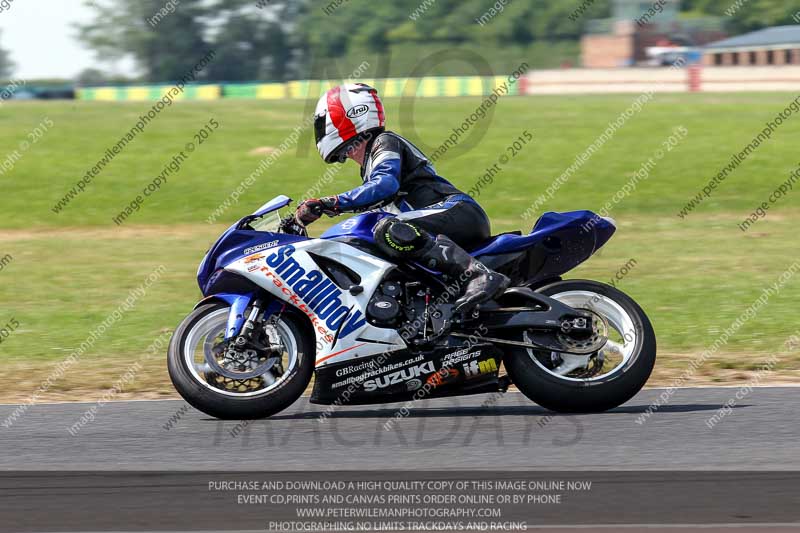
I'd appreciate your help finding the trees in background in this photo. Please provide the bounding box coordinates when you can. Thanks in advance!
[77,0,800,82]
[725,0,800,32]
[77,0,210,82]
[682,0,800,31]
[0,31,13,78]
[77,0,298,82]
[297,0,611,76]
[202,2,296,82]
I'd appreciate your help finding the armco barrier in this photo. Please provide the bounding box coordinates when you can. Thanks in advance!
[77,75,521,102]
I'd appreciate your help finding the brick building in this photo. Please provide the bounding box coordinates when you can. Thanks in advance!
[582,0,726,68]
[703,26,800,66]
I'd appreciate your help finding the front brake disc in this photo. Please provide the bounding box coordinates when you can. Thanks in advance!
[204,339,277,380]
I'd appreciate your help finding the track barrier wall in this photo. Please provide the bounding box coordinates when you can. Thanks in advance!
[76,76,525,102]
[70,66,800,102]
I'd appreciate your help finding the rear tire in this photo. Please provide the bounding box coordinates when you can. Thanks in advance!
[167,303,314,419]
[504,280,656,413]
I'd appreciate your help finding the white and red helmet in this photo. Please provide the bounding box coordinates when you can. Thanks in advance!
[314,83,385,163]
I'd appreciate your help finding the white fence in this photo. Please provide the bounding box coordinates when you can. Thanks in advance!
[524,66,800,94]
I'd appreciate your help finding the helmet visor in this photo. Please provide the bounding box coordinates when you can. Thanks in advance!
[314,113,326,145]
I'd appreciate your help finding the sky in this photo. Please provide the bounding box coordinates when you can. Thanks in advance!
[0,0,134,79]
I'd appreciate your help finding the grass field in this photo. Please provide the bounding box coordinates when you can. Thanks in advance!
[1,93,799,400]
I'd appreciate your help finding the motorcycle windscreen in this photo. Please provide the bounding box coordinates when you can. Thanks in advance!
[251,195,292,218]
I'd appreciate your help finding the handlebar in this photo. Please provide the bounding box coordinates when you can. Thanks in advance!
[278,215,308,237]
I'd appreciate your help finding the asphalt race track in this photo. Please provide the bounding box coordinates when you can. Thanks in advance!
[2,387,800,532]
[1,387,798,470]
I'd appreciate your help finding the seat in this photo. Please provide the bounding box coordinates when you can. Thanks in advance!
[470,211,612,257]
[468,231,522,253]
[470,231,534,256]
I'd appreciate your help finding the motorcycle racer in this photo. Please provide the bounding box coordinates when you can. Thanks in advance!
[296,83,509,314]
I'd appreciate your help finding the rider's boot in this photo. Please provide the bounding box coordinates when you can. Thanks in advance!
[418,235,510,314]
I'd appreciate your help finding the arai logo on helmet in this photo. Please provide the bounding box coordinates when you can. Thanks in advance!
[346,104,369,119]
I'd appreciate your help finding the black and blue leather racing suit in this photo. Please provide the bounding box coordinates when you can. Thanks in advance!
[335,131,491,251]
[329,130,508,314]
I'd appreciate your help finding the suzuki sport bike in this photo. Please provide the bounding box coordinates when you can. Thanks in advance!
[168,196,656,419]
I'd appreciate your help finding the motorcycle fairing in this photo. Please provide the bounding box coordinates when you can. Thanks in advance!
[320,211,393,243]
[197,195,304,295]
[224,239,407,367]
[310,342,504,405]
[198,229,306,295]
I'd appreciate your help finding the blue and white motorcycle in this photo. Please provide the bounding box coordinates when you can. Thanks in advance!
[168,196,656,419]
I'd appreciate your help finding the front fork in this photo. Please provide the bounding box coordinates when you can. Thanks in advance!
[194,292,281,342]
[227,298,285,347]
[225,294,254,340]
[195,293,285,380]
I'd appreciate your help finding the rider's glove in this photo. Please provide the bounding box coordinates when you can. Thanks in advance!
[296,196,340,226]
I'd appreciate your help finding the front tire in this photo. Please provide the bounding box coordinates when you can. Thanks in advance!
[504,280,656,413]
[167,303,314,419]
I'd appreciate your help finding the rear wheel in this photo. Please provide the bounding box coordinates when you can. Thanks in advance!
[504,280,656,412]
[167,302,313,419]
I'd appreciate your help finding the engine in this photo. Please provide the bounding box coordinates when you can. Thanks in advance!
[366,279,450,346]
[366,281,403,326]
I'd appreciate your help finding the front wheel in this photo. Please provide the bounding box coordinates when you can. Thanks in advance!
[167,302,314,419]
[504,280,656,413]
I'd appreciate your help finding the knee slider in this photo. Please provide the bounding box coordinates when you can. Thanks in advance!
[388,221,422,247]
[375,219,426,256]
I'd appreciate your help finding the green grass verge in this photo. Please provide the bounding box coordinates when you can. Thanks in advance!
[1,94,799,392]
